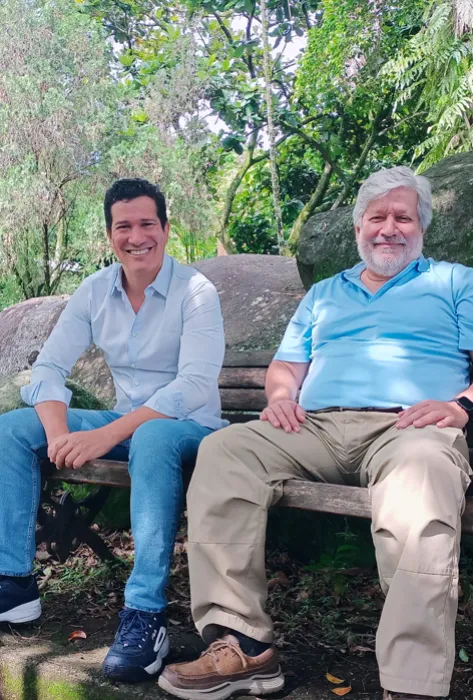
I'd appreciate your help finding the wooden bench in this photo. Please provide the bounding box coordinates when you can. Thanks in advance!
[37,350,473,562]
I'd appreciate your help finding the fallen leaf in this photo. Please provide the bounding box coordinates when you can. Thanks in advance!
[332,687,352,696]
[326,673,344,684]
[459,647,469,663]
[268,571,290,589]
[68,630,87,642]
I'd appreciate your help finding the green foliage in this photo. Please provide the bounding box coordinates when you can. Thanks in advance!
[0,0,121,298]
[383,1,473,170]
[295,0,426,186]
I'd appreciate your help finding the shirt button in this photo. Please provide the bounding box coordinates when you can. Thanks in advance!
[134,381,139,387]
[132,332,137,337]
[131,363,136,368]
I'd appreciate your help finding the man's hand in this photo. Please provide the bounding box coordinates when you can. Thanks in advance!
[260,400,306,433]
[48,428,117,469]
[396,400,468,430]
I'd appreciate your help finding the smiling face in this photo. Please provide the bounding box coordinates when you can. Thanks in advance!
[355,186,424,278]
[108,196,170,283]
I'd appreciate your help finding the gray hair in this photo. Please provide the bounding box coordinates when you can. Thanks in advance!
[353,166,432,230]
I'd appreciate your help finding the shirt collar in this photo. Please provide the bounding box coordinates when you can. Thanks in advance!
[342,254,430,283]
[111,253,173,298]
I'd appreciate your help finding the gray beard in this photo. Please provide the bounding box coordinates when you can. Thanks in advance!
[357,237,423,277]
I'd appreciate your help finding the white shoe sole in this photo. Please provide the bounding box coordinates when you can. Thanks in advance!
[158,667,285,700]
[145,634,170,675]
[0,598,41,623]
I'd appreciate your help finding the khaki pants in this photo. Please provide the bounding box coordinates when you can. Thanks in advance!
[187,411,472,697]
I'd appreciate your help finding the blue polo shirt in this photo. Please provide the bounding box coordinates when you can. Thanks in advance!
[274,257,473,410]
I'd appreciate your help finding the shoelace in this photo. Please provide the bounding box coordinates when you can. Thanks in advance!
[116,608,158,649]
[203,640,249,670]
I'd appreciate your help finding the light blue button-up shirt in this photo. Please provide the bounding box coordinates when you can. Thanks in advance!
[21,254,227,429]
[275,256,473,410]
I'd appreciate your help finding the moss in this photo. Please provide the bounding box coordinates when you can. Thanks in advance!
[0,371,107,416]
[0,665,134,700]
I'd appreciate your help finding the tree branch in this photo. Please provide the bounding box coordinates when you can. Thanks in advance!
[280,119,347,182]
[288,161,333,249]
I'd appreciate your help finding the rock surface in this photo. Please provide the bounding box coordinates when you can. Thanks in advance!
[0,370,107,415]
[0,255,305,406]
[193,254,304,351]
[0,296,115,405]
[297,151,473,288]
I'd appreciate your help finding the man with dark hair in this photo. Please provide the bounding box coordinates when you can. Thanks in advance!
[0,178,226,683]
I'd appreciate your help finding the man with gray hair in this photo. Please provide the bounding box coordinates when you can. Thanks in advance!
[160,166,473,700]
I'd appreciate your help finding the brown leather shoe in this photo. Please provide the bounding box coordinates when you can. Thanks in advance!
[158,634,284,699]
[383,690,437,700]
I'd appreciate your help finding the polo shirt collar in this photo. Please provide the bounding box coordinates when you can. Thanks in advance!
[111,253,173,298]
[343,254,430,284]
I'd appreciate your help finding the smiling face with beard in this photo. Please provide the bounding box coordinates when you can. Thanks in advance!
[355,187,424,278]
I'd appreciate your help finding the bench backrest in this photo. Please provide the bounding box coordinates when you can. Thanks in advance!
[219,350,272,422]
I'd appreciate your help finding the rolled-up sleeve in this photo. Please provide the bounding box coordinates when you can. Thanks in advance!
[452,263,473,351]
[144,279,225,418]
[274,286,315,363]
[21,279,93,407]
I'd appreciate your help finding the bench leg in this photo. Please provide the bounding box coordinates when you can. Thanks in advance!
[37,482,116,562]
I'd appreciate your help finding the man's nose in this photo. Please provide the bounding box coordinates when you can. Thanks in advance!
[380,215,397,236]
[127,226,146,246]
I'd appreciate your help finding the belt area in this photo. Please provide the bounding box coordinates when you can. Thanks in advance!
[308,406,404,415]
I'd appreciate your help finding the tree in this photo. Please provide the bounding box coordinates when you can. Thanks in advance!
[0,0,120,298]
[287,0,427,247]
[80,0,319,250]
[260,0,285,254]
[383,1,473,170]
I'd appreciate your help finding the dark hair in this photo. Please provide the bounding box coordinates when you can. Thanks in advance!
[104,178,167,230]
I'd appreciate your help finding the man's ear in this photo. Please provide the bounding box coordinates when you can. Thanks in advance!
[163,221,170,244]
[354,225,360,240]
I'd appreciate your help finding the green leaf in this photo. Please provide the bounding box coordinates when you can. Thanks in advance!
[119,53,135,67]
[459,648,469,663]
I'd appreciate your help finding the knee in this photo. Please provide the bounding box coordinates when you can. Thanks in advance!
[190,424,248,486]
[128,419,181,476]
[197,423,252,463]
[0,408,43,443]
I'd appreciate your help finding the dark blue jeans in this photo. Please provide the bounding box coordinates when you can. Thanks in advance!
[0,408,212,612]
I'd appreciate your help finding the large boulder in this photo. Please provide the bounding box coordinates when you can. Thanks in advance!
[193,254,304,351]
[0,296,114,406]
[0,370,107,415]
[297,151,473,289]
[0,255,305,406]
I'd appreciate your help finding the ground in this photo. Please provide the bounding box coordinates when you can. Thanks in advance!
[1,525,473,700]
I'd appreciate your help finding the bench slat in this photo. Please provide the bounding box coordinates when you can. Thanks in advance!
[223,351,273,368]
[219,368,266,389]
[46,461,473,534]
[220,389,266,411]
[279,481,371,519]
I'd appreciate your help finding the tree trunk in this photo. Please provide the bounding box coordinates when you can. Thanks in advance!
[260,0,285,254]
[218,130,258,252]
[288,161,333,250]
[42,222,51,296]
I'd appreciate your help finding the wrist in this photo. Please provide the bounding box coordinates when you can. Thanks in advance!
[267,394,296,405]
[46,426,69,443]
[450,396,473,421]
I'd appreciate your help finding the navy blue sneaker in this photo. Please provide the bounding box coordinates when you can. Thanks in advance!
[0,576,41,623]
[102,607,169,682]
